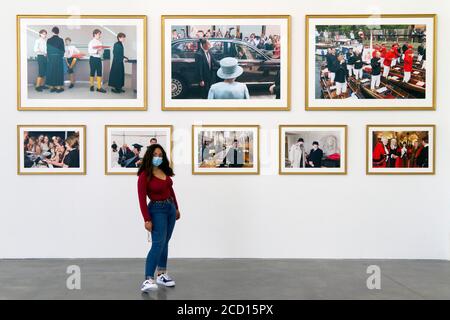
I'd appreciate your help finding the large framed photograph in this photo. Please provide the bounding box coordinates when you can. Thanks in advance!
[366,125,435,175]
[17,15,147,110]
[105,125,172,175]
[192,125,259,174]
[162,15,291,110]
[17,125,86,175]
[305,14,436,110]
[279,125,347,174]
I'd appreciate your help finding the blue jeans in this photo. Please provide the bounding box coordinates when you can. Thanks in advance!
[145,200,176,279]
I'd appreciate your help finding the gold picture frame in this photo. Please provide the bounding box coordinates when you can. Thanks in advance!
[104,125,173,175]
[192,124,260,174]
[305,14,437,111]
[366,124,436,175]
[16,14,148,111]
[279,125,348,175]
[17,124,87,175]
[161,15,291,111]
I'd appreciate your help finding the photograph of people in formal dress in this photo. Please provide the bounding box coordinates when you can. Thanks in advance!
[17,125,86,175]
[279,125,347,174]
[192,125,259,174]
[367,125,435,174]
[162,16,290,110]
[105,126,172,175]
[17,15,147,110]
[306,15,435,110]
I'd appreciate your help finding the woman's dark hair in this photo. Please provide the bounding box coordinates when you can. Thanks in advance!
[39,29,47,35]
[137,144,174,178]
[93,29,102,37]
[117,32,126,41]
[52,26,59,34]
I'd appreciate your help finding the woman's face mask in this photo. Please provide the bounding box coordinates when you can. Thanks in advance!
[152,156,163,167]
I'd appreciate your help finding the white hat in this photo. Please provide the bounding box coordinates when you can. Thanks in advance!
[217,57,243,80]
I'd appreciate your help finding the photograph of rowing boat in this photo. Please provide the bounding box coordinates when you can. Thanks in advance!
[306,15,436,110]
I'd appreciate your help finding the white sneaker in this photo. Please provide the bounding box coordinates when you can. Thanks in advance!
[141,278,158,292]
[156,273,176,287]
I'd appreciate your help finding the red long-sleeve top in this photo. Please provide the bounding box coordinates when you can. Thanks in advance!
[137,172,178,222]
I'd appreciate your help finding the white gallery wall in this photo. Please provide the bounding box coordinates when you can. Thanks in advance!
[0,0,449,259]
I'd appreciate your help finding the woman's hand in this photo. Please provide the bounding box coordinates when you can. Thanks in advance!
[144,221,153,232]
[176,210,181,220]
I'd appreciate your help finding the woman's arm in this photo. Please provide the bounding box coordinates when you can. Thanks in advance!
[169,182,179,210]
[137,172,151,222]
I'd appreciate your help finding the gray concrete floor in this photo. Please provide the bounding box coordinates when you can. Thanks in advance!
[0,259,449,300]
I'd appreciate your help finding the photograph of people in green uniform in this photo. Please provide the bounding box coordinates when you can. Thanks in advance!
[17,15,147,110]
[108,32,129,93]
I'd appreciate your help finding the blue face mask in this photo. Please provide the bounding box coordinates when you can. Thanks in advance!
[152,157,163,167]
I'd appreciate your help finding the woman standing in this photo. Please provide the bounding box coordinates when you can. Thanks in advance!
[46,27,65,93]
[138,144,180,292]
[208,57,249,99]
[108,33,128,93]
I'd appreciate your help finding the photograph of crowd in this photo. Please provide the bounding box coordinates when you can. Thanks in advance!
[105,125,172,175]
[193,125,259,174]
[306,15,435,110]
[17,15,147,110]
[367,125,435,174]
[18,125,85,174]
[280,125,347,174]
[163,16,290,110]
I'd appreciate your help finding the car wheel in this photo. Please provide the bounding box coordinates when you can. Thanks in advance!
[172,76,185,99]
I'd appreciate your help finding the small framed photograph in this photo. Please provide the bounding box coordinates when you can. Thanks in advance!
[305,14,436,110]
[105,125,172,175]
[279,125,347,174]
[17,125,86,175]
[162,15,291,110]
[17,15,147,110]
[366,125,435,174]
[192,125,259,174]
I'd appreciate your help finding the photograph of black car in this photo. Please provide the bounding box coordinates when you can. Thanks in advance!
[162,16,290,110]
[171,25,281,100]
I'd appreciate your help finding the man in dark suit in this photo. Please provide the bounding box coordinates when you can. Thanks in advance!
[308,141,324,168]
[118,144,134,167]
[416,138,429,168]
[225,139,244,167]
[195,38,218,99]
[124,143,143,168]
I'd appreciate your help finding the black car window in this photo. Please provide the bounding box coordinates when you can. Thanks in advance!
[172,41,198,59]
[208,41,225,60]
[234,43,265,61]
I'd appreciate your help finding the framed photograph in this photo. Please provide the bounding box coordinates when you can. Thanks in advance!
[279,125,347,174]
[305,14,436,110]
[17,15,147,110]
[162,15,291,110]
[105,125,173,175]
[366,125,435,175]
[192,125,259,174]
[17,125,86,175]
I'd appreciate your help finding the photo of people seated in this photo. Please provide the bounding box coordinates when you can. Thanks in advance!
[197,131,254,168]
[372,131,430,168]
[284,131,342,169]
[108,129,170,174]
[315,24,427,100]
[171,24,281,100]
[23,131,80,169]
